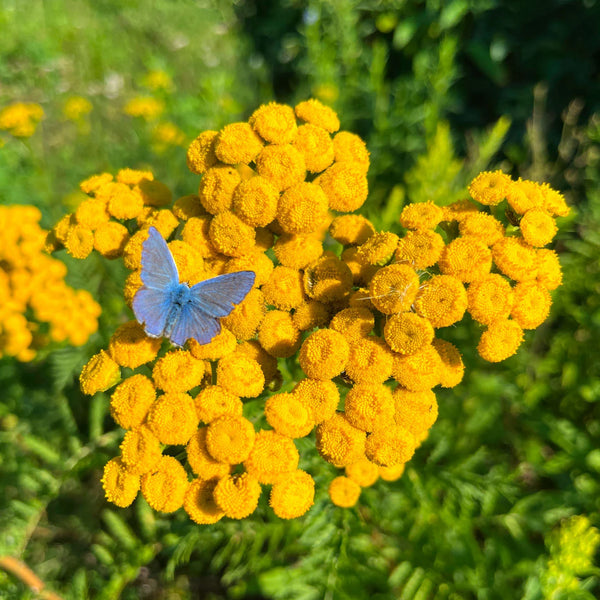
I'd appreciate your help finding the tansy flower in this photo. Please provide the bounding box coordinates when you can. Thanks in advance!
[344,383,395,432]
[0,102,44,137]
[110,374,156,430]
[250,102,298,144]
[341,247,379,285]
[215,122,263,165]
[123,270,143,307]
[147,392,199,445]
[392,344,442,391]
[368,264,420,315]
[198,166,241,214]
[255,144,306,192]
[329,307,374,342]
[244,430,300,484]
[294,378,340,424]
[152,350,205,393]
[80,173,113,195]
[220,288,266,342]
[168,240,203,283]
[274,233,323,270]
[124,96,164,120]
[205,415,256,464]
[108,321,162,369]
[477,319,524,362]
[506,179,544,214]
[116,169,154,186]
[345,457,379,487]
[52,214,76,245]
[188,327,237,360]
[378,463,406,482]
[182,216,219,259]
[105,183,145,220]
[365,425,416,467]
[520,207,557,247]
[225,249,273,287]
[231,176,278,227]
[303,255,354,303]
[236,340,279,383]
[213,472,262,519]
[332,131,370,173]
[184,478,225,524]
[345,337,394,384]
[141,455,188,513]
[432,339,464,388]
[295,99,340,133]
[292,299,330,331]
[216,353,265,397]
[415,275,467,328]
[80,350,121,395]
[173,194,206,221]
[467,274,514,325]
[384,312,434,355]
[258,310,301,358]
[492,237,538,282]
[142,209,179,238]
[510,281,552,329]
[269,470,315,519]
[392,388,438,438]
[317,162,368,212]
[458,213,505,246]
[442,198,479,223]
[186,428,232,480]
[94,222,130,259]
[65,224,94,259]
[265,392,314,438]
[262,266,305,310]
[292,123,334,173]
[316,413,366,467]
[187,131,219,175]
[299,329,349,380]
[328,476,361,508]
[101,457,140,508]
[399,201,444,230]
[395,230,445,270]
[142,70,173,92]
[276,182,329,234]
[194,385,243,424]
[536,249,563,290]
[123,229,151,270]
[468,170,511,206]
[540,183,570,217]
[356,232,399,266]
[120,426,162,475]
[209,211,255,257]
[329,214,376,246]
[438,237,492,282]
[75,197,110,230]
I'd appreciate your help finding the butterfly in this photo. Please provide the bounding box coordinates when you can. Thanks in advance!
[133,226,255,347]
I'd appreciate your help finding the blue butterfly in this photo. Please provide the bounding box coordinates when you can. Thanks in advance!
[133,226,255,347]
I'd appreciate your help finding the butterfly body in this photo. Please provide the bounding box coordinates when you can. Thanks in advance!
[133,227,255,347]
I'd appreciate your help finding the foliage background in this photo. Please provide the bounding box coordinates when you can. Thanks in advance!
[1,0,600,598]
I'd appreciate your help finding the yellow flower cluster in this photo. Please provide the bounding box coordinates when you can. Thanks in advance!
[0,206,100,361]
[0,102,44,137]
[67,101,567,522]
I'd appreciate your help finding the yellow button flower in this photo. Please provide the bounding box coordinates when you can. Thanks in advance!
[182,215,219,259]
[294,378,339,424]
[141,455,188,513]
[186,427,232,480]
[221,288,267,341]
[152,350,205,393]
[173,194,206,221]
[540,183,570,217]
[378,463,406,482]
[328,476,361,508]
[274,233,323,270]
[104,183,145,220]
[329,307,375,342]
[299,329,349,380]
[244,430,300,484]
[187,130,219,174]
[536,249,563,290]
[262,266,305,311]
[184,478,225,524]
[215,122,263,165]
[520,207,558,247]
[468,170,511,206]
[214,472,262,519]
[75,197,110,230]
[235,340,279,383]
[198,166,241,215]
[477,319,524,362]
[216,353,265,398]
[231,176,279,228]
[292,123,334,173]
[94,221,129,259]
[303,255,354,303]
[345,337,394,384]
[510,281,552,329]
[344,383,395,432]
[332,131,370,173]
[80,172,113,194]
[269,470,315,519]
[147,392,199,445]
[458,213,505,246]
[392,344,442,391]
[194,385,242,424]
[142,209,179,239]
[506,179,544,214]
[277,182,329,234]
[384,312,435,355]
[399,201,444,230]
[329,214,376,246]
[116,169,154,186]
[101,457,140,508]
[393,388,438,438]
[467,274,514,325]
[255,144,306,192]
[80,350,121,395]
[492,237,539,282]
[316,413,366,467]
[108,321,162,369]
[345,457,379,487]
[365,425,416,467]
[110,374,156,430]
[123,269,143,307]
[295,99,340,133]
[341,247,379,285]
[188,327,236,361]
[225,250,273,287]
[356,232,399,266]
[292,299,330,331]
[120,426,162,475]
[206,415,256,464]
[208,210,255,257]
[249,102,298,144]
[265,392,314,438]
[122,229,150,270]
[258,309,301,358]
[395,229,445,270]
[65,224,94,259]
[432,339,464,388]
[317,162,368,212]
[438,236,492,282]
[368,264,420,315]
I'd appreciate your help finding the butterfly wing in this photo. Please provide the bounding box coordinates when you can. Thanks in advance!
[140,226,179,290]
[189,271,256,318]
[169,301,221,347]
[132,286,173,337]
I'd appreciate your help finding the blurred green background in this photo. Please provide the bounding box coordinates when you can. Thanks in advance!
[1,0,600,598]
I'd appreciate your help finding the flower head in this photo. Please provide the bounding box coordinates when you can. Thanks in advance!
[206,415,256,464]
[467,274,514,325]
[231,176,279,227]
[120,426,162,475]
[236,340,279,383]
[188,327,237,360]
[265,392,314,438]
[392,345,442,391]
[216,353,265,397]
[317,162,368,212]
[101,457,140,508]
[328,476,361,508]
[293,123,334,173]
[329,307,375,342]
[250,102,297,144]
[393,388,438,438]
[255,144,306,192]
[510,281,552,329]
[329,214,376,246]
[258,310,301,358]
[344,383,395,432]
[198,166,241,215]
[147,392,199,445]
[432,339,464,388]
[493,237,538,282]
[184,478,225,524]
[395,230,445,270]
[400,201,444,230]
[194,385,242,424]
[333,131,370,173]
[299,329,349,380]
[110,374,156,429]
[303,255,354,303]
[468,170,511,206]
[214,472,262,520]
[152,350,205,392]
[141,455,188,513]
[269,470,315,519]
[109,321,162,369]
[244,430,300,484]
[438,237,492,282]
[274,234,323,270]
[477,319,524,362]
[187,131,219,174]
[345,457,379,487]
[316,413,366,467]
[295,99,340,133]
[520,207,557,247]
[277,182,329,234]
[80,350,121,395]
[536,249,563,290]
[458,213,505,246]
[94,222,130,259]
[262,266,305,311]
[540,183,570,217]
[186,427,232,480]
[294,378,340,424]
[365,425,416,467]
[345,337,394,384]
[215,122,263,165]
[368,264,419,315]
[506,179,544,214]
[222,288,267,341]
[208,211,255,257]
[384,312,434,355]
